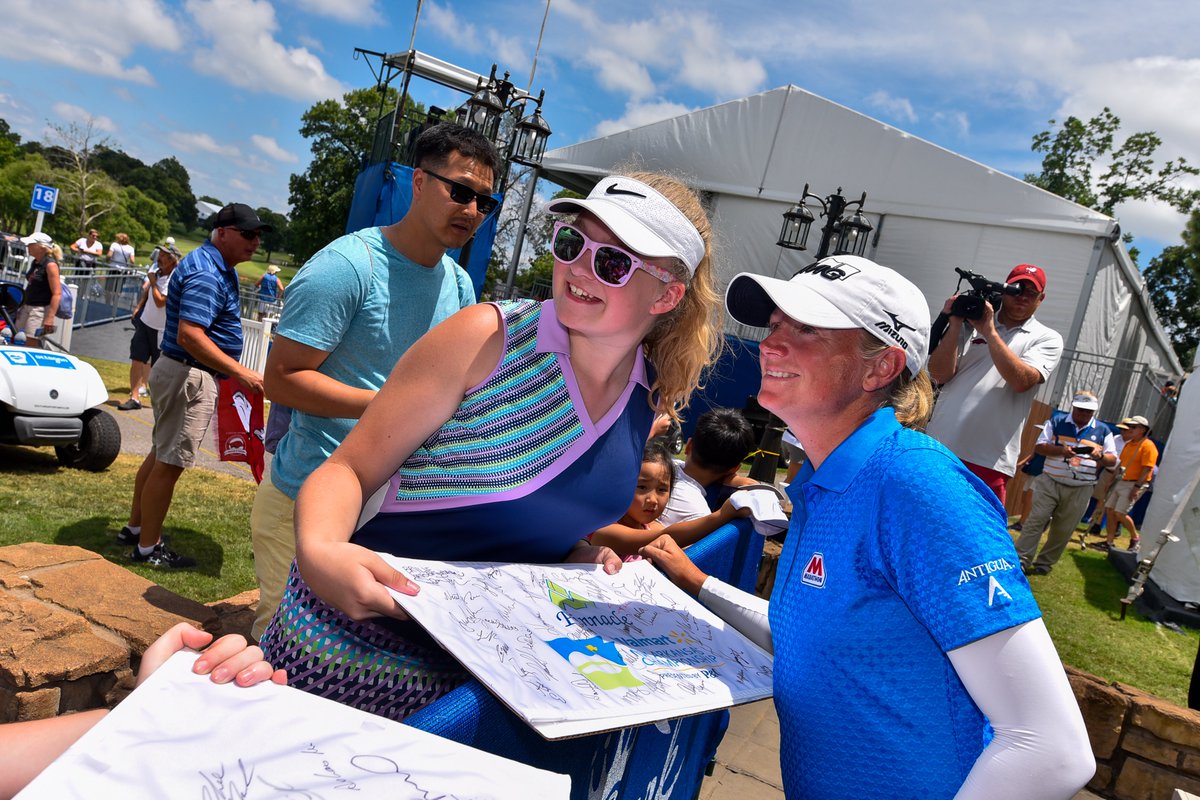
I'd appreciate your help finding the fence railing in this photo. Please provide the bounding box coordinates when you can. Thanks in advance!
[1034,348,1177,440]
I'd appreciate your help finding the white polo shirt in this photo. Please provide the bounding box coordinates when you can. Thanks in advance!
[925,315,1063,477]
[659,460,710,526]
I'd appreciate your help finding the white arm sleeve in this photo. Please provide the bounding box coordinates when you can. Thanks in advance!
[697,577,772,654]
[948,619,1095,799]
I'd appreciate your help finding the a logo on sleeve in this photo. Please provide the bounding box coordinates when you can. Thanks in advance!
[956,558,1017,607]
[987,575,1013,607]
[801,552,826,588]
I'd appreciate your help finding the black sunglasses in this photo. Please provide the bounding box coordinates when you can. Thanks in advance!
[226,227,262,241]
[423,169,498,215]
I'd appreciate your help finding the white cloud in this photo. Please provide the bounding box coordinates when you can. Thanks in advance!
[251,134,300,163]
[549,1,764,102]
[584,50,655,100]
[425,3,482,52]
[50,103,117,133]
[674,17,766,97]
[230,177,253,193]
[168,131,241,157]
[594,100,692,137]
[865,91,918,125]
[0,0,181,85]
[932,110,971,139]
[185,0,347,102]
[289,0,381,25]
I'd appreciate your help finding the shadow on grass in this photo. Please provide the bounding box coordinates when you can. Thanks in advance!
[1066,549,1131,619]
[0,443,63,472]
[54,516,226,578]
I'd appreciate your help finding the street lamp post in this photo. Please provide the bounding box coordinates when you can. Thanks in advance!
[746,186,873,483]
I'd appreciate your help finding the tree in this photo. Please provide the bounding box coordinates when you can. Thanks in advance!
[98,185,170,251]
[255,206,291,262]
[288,86,418,263]
[45,120,119,236]
[484,183,581,297]
[1143,211,1200,366]
[1026,107,1200,218]
[0,119,22,168]
[0,152,54,231]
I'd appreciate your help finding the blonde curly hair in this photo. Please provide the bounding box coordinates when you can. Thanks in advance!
[621,170,724,419]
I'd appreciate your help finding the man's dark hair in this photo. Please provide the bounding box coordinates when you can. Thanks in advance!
[413,122,500,176]
[690,407,755,472]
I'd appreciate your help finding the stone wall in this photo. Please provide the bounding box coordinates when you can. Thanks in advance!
[0,542,256,723]
[1070,666,1200,799]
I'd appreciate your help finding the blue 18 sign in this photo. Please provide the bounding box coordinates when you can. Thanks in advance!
[31,184,59,214]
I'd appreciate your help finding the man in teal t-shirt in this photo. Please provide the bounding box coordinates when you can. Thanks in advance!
[250,123,500,638]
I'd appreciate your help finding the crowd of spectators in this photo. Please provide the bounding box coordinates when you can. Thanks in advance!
[10,119,1198,796]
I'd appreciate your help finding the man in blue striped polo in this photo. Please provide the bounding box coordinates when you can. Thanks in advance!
[118,203,271,568]
[1014,390,1118,575]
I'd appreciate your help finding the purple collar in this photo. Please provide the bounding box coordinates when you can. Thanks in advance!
[534,299,650,390]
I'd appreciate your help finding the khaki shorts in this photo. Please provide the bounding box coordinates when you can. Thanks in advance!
[149,356,216,468]
[1109,480,1144,514]
[14,304,47,336]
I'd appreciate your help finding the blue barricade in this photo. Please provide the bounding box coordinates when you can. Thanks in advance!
[404,518,765,798]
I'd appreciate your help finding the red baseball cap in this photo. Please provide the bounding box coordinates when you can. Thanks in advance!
[1006,263,1047,292]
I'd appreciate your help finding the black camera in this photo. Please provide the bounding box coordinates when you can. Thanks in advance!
[1071,444,1095,456]
[949,267,1023,320]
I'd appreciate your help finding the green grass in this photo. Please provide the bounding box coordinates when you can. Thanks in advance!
[171,232,298,285]
[0,447,257,604]
[1016,529,1199,706]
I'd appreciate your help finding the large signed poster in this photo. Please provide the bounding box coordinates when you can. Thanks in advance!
[17,652,569,799]
[383,557,774,739]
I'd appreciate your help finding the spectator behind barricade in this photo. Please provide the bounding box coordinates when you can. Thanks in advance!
[117,204,269,569]
[108,232,136,268]
[257,170,722,721]
[70,228,103,272]
[14,231,61,348]
[590,438,752,557]
[658,407,757,526]
[118,245,181,410]
[0,623,284,798]
[1014,390,1117,575]
[254,264,285,319]
[249,122,499,640]
[1101,415,1158,552]
[926,264,1064,503]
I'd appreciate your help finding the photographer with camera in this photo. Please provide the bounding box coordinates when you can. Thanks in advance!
[1014,391,1117,575]
[926,264,1063,502]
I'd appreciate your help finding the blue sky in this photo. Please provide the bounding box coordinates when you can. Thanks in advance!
[2,0,1198,261]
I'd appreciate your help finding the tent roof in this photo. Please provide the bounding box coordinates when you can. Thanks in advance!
[542,85,1115,239]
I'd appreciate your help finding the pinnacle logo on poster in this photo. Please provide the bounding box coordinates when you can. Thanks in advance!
[801,552,826,588]
[545,635,645,690]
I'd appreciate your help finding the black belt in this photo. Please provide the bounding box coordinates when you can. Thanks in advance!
[162,353,216,375]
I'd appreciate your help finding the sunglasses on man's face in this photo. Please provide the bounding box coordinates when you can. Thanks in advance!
[227,228,262,241]
[551,222,676,287]
[423,169,498,216]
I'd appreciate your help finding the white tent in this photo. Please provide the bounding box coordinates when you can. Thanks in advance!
[1140,378,1200,605]
[540,85,1183,378]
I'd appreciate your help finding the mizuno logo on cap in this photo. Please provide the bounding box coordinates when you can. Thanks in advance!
[795,259,860,281]
[605,183,647,198]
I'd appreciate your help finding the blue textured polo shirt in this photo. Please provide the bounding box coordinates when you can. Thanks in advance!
[770,408,1041,799]
[161,240,243,363]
